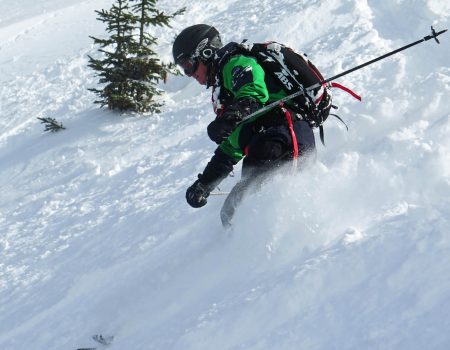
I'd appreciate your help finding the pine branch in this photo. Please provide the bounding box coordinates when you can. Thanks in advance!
[37,117,66,132]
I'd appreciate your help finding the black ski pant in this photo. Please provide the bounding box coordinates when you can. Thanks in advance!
[220,119,316,228]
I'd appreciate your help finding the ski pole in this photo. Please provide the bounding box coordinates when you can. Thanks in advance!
[320,26,447,85]
[240,26,447,123]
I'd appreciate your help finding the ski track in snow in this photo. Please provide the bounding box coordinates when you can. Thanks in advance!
[0,0,449,349]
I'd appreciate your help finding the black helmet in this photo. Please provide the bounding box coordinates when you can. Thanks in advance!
[172,24,222,75]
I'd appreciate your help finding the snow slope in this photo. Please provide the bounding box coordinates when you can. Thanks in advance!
[0,0,449,349]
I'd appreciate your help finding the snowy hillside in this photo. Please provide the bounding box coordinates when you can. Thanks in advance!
[1,0,449,349]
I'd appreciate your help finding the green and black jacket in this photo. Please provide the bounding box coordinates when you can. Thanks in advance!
[199,42,292,190]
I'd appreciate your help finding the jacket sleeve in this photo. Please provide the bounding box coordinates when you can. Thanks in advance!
[222,55,269,103]
[198,145,242,191]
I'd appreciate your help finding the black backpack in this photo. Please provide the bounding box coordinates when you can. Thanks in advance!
[238,41,352,144]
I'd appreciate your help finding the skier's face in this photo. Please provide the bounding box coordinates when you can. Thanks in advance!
[192,61,208,85]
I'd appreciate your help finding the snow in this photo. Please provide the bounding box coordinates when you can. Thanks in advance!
[0,0,449,349]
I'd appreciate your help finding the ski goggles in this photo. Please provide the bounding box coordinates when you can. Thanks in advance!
[177,56,199,76]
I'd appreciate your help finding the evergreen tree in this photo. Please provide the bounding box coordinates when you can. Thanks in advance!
[126,0,185,113]
[88,0,138,111]
[88,0,184,113]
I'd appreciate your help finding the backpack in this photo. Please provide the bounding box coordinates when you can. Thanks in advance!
[237,41,359,144]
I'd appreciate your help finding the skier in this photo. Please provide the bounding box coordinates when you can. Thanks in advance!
[173,24,317,227]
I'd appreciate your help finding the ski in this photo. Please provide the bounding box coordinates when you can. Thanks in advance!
[76,334,114,350]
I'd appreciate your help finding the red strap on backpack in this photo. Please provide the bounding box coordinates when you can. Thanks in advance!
[330,82,362,101]
[281,105,299,159]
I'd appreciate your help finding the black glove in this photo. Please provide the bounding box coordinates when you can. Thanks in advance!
[207,98,261,144]
[186,179,211,208]
[207,117,236,144]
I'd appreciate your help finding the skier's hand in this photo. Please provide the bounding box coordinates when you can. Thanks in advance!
[207,98,261,144]
[186,179,210,208]
[207,117,236,144]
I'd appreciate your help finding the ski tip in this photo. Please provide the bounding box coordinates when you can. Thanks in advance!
[92,334,114,346]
